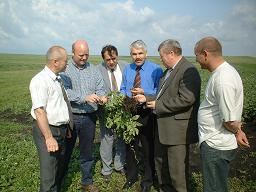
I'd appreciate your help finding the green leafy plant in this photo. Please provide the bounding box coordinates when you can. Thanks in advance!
[104,91,142,144]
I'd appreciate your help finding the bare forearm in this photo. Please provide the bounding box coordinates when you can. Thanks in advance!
[34,107,53,139]
[34,107,59,152]
[223,121,242,134]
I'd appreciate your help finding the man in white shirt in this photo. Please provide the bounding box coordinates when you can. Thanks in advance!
[194,36,250,192]
[29,46,70,192]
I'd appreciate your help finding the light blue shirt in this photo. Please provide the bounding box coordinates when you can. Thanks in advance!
[60,59,106,114]
[120,60,163,97]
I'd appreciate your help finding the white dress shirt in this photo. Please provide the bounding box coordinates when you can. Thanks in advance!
[107,64,122,91]
[30,66,70,126]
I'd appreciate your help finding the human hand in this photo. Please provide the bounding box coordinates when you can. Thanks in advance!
[98,96,108,105]
[133,94,146,103]
[146,101,156,109]
[236,129,250,149]
[131,87,144,96]
[223,121,242,134]
[45,137,59,152]
[85,94,101,103]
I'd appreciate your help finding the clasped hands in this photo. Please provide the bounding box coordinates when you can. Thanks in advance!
[223,121,250,149]
[234,122,250,149]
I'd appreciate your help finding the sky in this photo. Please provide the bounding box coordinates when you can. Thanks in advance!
[0,0,256,56]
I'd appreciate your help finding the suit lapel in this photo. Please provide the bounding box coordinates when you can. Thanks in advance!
[101,63,112,92]
[157,57,184,99]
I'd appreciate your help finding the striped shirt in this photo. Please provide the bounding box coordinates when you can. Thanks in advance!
[60,59,106,114]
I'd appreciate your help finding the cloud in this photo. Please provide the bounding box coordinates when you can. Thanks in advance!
[0,0,255,56]
[217,1,256,55]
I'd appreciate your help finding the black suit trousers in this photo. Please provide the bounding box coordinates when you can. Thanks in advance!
[125,108,155,187]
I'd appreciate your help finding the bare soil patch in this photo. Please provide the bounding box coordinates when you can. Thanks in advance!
[190,122,256,181]
[1,109,255,181]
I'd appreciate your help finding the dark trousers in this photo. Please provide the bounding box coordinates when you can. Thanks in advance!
[154,126,190,192]
[125,108,155,187]
[62,112,97,185]
[32,121,67,192]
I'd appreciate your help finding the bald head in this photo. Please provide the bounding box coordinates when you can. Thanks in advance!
[194,37,225,72]
[195,36,222,56]
[47,46,67,63]
[46,45,68,73]
[72,40,89,66]
[72,40,89,52]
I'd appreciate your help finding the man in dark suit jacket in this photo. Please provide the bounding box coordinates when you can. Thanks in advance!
[97,45,128,182]
[135,39,201,192]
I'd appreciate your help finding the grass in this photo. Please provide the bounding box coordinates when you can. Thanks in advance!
[0,53,255,191]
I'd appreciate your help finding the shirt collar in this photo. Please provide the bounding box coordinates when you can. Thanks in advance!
[132,60,147,71]
[44,66,58,81]
[105,63,119,72]
[71,59,88,69]
[171,57,182,70]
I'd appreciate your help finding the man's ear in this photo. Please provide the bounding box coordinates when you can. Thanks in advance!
[203,50,208,56]
[53,59,58,67]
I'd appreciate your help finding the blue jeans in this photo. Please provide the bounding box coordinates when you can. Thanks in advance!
[63,112,97,185]
[200,141,236,192]
[32,121,67,192]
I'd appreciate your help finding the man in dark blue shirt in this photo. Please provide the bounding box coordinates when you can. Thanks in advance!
[120,40,163,192]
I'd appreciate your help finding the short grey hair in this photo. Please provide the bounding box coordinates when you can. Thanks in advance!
[158,39,182,55]
[46,46,66,62]
[130,40,147,52]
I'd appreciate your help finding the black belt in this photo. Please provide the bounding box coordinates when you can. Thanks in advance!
[33,119,68,128]
[49,124,68,128]
[73,112,96,116]
[73,113,87,116]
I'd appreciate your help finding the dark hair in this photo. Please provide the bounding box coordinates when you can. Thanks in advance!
[101,45,118,59]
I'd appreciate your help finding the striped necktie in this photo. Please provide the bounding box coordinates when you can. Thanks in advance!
[133,65,141,88]
[57,77,74,130]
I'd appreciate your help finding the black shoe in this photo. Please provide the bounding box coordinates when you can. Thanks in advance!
[122,180,136,190]
[141,185,151,192]
[103,174,111,183]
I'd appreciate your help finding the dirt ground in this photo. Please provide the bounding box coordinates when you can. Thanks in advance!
[1,110,255,181]
[190,121,256,180]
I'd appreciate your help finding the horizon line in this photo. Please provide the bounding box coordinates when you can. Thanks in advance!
[0,52,255,57]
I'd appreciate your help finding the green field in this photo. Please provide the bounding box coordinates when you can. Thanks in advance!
[0,53,256,191]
